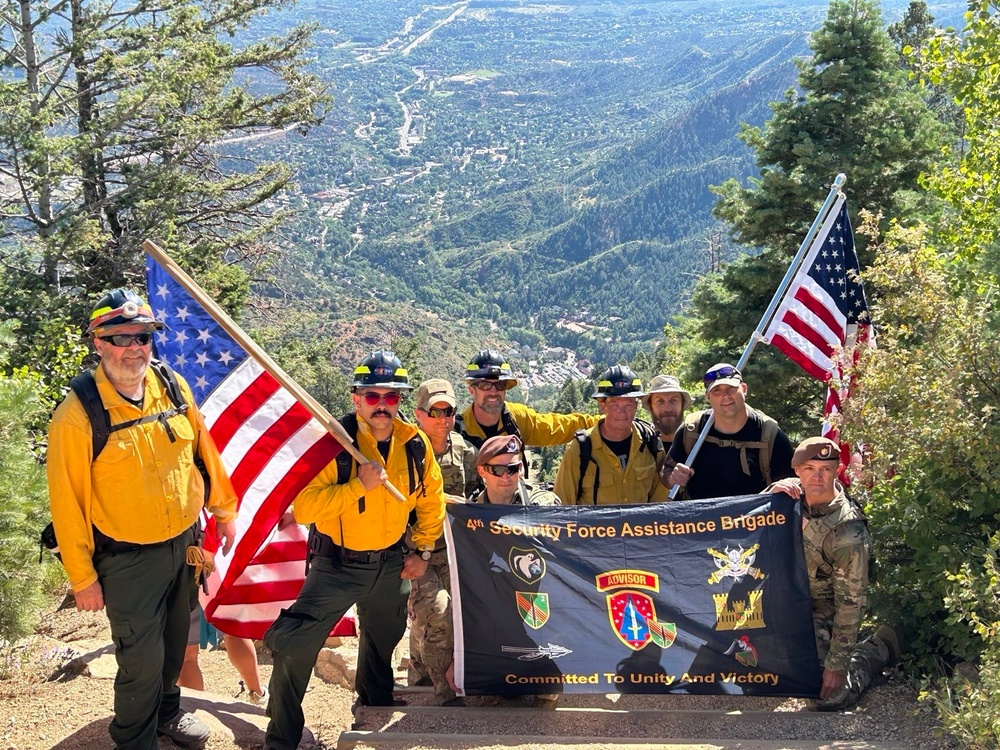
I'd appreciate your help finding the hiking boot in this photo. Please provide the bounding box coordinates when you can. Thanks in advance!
[532,694,559,710]
[235,680,268,706]
[441,696,466,707]
[874,624,902,666]
[156,711,210,749]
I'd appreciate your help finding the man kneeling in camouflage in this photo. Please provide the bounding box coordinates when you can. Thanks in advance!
[766,437,900,711]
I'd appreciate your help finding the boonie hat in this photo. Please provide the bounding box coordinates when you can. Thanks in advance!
[791,437,841,468]
[642,374,693,410]
[703,363,743,394]
[477,435,523,466]
[415,378,457,410]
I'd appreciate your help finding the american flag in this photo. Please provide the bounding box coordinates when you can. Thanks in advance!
[761,195,873,465]
[146,254,355,639]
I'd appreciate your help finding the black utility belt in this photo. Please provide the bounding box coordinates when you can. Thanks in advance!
[308,527,405,564]
[93,523,196,554]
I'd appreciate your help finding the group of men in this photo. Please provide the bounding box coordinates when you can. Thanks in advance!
[46,288,898,750]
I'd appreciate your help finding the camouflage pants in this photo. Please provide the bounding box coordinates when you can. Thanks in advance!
[407,550,455,704]
[813,621,890,711]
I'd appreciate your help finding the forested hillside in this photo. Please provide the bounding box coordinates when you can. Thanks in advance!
[240,0,840,369]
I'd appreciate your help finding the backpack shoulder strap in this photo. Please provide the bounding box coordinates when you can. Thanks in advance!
[500,407,522,440]
[336,413,360,485]
[149,359,186,409]
[751,408,780,485]
[70,372,112,460]
[405,433,428,497]
[681,410,711,458]
[573,428,592,503]
[633,418,662,458]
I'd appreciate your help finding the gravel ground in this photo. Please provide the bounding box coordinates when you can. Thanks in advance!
[0,603,958,750]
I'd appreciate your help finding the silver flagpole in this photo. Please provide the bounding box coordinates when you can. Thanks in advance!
[668,172,847,499]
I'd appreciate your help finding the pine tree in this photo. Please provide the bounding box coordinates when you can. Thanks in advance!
[0,0,328,375]
[0,321,50,648]
[670,0,949,434]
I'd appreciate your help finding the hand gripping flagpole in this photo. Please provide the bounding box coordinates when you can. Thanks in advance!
[143,240,411,505]
[668,173,847,499]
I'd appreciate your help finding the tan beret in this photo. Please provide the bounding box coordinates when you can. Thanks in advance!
[791,436,841,468]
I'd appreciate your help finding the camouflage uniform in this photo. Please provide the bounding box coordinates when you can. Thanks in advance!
[469,480,561,507]
[408,432,478,704]
[798,479,890,710]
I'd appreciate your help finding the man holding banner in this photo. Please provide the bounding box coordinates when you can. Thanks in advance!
[766,436,899,710]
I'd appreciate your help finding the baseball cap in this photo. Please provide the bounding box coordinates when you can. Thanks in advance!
[703,363,743,394]
[415,378,457,411]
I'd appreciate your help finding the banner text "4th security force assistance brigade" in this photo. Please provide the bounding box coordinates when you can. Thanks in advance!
[480,510,788,543]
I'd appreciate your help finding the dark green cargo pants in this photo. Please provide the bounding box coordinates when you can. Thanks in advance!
[95,527,195,750]
[263,550,409,750]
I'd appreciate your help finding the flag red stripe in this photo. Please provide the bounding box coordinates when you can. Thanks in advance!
[211,372,282,452]
[782,311,837,358]
[793,287,845,344]
[770,334,832,381]
[210,612,356,641]
[250,540,308,564]
[214,578,308,605]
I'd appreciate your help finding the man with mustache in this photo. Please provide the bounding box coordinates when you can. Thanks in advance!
[47,289,238,750]
[641,374,692,449]
[263,351,445,750]
[661,363,794,499]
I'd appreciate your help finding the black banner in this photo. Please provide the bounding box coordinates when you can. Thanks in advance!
[445,494,821,697]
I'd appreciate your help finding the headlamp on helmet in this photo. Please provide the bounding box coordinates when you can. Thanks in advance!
[87,289,164,335]
[351,350,414,390]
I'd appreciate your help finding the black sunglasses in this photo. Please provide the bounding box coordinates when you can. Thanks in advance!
[482,463,521,477]
[97,332,153,347]
[425,406,456,418]
[471,380,513,392]
[703,366,741,384]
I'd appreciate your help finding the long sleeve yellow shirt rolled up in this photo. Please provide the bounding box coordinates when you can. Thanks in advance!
[47,365,238,592]
[293,415,445,551]
[460,401,599,447]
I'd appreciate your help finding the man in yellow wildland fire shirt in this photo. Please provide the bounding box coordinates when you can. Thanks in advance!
[458,349,598,468]
[47,289,238,750]
[263,351,445,750]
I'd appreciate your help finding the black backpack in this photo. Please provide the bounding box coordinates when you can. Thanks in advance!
[574,418,662,504]
[40,360,208,560]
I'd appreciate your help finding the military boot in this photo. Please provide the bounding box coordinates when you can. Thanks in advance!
[874,624,902,666]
